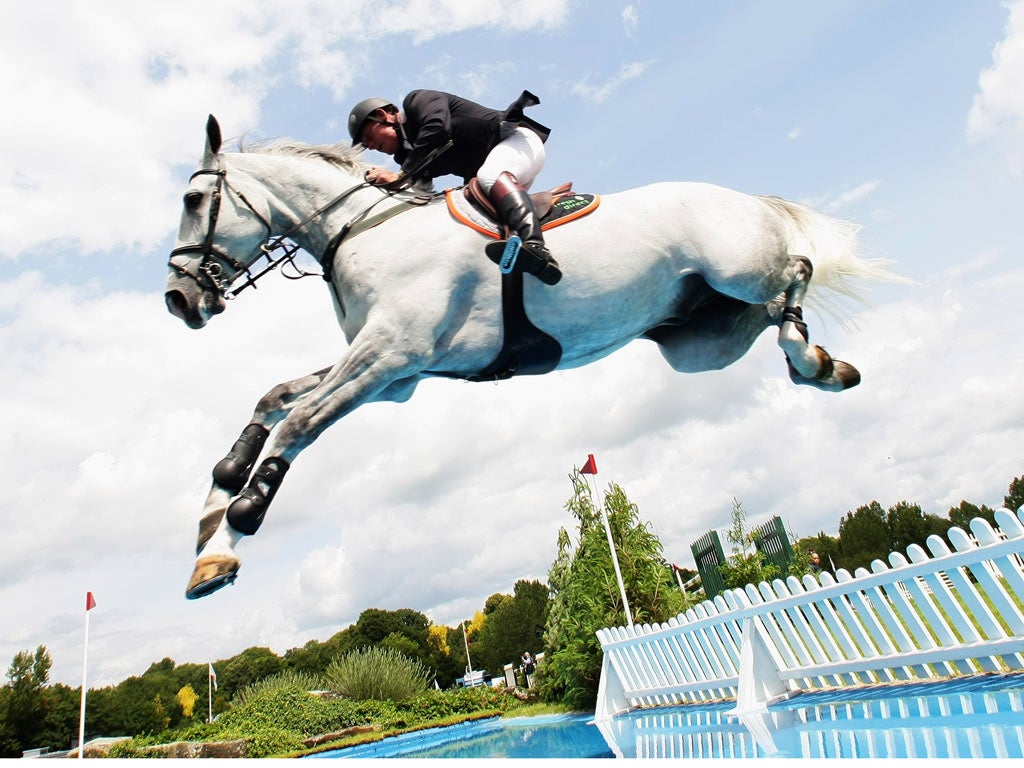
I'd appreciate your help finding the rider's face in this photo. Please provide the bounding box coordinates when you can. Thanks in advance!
[361,115,400,156]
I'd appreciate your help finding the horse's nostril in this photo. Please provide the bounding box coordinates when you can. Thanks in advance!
[165,290,188,320]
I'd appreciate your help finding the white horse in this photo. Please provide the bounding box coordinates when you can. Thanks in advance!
[167,116,895,599]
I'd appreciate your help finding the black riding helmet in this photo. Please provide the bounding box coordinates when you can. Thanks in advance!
[348,97,395,145]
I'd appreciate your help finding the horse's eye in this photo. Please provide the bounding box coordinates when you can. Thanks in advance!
[184,191,203,211]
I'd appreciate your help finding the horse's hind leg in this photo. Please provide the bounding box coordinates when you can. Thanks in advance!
[647,294,781,373]
[778,256,860,391]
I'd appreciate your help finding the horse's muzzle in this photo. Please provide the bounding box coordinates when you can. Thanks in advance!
[165,289,207,329]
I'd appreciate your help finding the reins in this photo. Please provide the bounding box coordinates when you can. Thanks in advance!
[168,143,449,300]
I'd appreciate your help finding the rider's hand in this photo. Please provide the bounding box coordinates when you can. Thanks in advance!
[365,167,401,185]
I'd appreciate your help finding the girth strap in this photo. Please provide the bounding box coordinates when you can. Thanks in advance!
[428,269,562,382]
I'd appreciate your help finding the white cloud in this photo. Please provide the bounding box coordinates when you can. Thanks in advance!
[573,61,655,105]
[0,0,570,259]
[821,180,882,212]
[623,5,639,37]
[967,0,1024,170]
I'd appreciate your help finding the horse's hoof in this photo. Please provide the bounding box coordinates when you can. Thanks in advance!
[788,357,860,392]
[831,360,861,389]
[185,555,240,600]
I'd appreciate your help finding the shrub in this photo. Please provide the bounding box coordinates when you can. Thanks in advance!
[216,685,362,736]
[234,724,305,758]
[231,670,325,708]
[324,647,432,702]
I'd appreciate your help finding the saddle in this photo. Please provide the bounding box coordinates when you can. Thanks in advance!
[431,180,601,382]
[449,179,600,238]
[464,177,575,224]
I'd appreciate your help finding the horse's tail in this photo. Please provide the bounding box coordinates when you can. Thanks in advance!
[758,195,909,327]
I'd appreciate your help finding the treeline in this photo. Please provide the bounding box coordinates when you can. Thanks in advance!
[794,474,1024,576]
[0,471,678,755]
[0,584,548,756]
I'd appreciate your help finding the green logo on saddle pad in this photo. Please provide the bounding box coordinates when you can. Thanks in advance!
[541,193,599,227]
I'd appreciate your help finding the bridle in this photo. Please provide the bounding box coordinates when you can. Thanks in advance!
[167,164,279,299]
[167,161,373,300]
[168,139,452,300]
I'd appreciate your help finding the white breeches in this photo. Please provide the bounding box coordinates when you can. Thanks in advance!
[476,126,546,193]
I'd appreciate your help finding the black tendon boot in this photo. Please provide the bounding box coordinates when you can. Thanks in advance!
[226,457,290,535]
[485,172,562,285]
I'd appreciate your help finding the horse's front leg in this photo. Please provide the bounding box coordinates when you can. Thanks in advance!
[777,256,860,391]
[186,367,331,599]
[187,325,428,599]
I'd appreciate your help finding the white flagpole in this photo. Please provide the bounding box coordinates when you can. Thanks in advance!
[208,663,215,723]
[583,469,634,628]
[673,564,686,593]
[461,620,473,675]
[78,600,91,758]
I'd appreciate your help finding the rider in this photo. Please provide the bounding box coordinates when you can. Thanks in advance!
[348,89,562,285]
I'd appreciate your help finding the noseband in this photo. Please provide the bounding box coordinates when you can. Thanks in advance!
[167,166,278,299]
[167,161,383,300]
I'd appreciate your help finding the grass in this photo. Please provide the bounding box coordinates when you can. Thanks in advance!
[499,701,576,718]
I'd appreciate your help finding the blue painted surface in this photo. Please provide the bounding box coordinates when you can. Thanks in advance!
[306,674,1024,759]
[607,672,1024,759]
[306,713,613,759]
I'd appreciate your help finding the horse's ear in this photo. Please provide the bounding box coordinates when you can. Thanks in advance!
[204,114,222,158]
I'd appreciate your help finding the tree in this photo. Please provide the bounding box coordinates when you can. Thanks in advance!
[539,470,688,709]
[352,608,429,648]
[33,682,78,754]
[473,580,549,676]
[484,593,513,615]
[379,632,421,661]
[427,625,450,657]
[1,645,52,755]
[176,685,198,720]
[886,500,930,554]
[1005,475,1024,513]
[947,500,996,532]
[837,501,890,572]
[219,647,282,697]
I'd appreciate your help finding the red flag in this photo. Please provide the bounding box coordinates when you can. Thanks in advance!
[86,592,96,611]
[581,454,598,474]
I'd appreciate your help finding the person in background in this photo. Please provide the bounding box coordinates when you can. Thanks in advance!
[809,551,822,573]
[521,651,536,687]
[348,89,562,285]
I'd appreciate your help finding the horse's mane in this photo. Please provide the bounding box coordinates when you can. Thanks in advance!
[236,137,434,194]
[239,137,370,175]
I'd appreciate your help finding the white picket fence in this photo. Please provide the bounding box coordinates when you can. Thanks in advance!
[594,506,1024,722]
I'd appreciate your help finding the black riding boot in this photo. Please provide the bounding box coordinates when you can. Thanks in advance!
[487,172,562,285]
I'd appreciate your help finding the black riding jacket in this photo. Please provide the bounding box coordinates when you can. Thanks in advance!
[395,89,549,185]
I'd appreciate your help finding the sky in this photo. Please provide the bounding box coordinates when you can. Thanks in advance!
[1,0,1022,689]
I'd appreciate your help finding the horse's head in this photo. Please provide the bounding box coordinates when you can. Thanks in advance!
[165,115,275,329]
